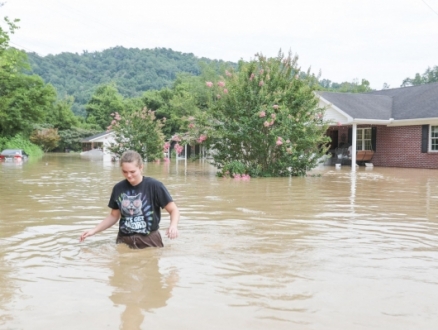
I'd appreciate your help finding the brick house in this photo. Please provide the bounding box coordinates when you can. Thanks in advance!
[317,82,438,169]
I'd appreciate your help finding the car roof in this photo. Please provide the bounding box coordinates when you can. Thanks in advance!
[1,149,24,154]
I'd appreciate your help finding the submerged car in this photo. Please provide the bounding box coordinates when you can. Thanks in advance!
[0,149,29,162]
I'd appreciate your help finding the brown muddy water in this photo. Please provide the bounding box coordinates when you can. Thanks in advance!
[1,153,438,330]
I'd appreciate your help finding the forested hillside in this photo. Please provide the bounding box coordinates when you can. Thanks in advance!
[27,46,234,116]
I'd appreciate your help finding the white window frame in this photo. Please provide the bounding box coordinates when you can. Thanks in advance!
[430,125,438,152]
[356,127,372,151]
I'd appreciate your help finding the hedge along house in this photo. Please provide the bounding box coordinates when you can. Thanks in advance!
[316,82,438,169]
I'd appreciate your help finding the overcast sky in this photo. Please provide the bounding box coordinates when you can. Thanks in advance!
[2,0,438,89]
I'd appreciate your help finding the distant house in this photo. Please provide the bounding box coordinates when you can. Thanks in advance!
[81,131,116,155]
[317,82,438,169]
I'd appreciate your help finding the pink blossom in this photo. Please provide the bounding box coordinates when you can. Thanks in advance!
[337,121,342,126]
[277,137,283,141]
[259,111,266,118]
[272,104,279,110]
[188,123,195,128]
[206,81,213,87]
[223,88,228,94]
[269,120,275,126]
[171,135,181,142]
[263,121,270,127]
[234,174,241,179]
[110,113,115,116]
[241,174,251,180]
[163,142,170,151]
[259,81,264,87]
[249,73,255,81]
[259,69,264,74]
[271,113,276,119]
[217,81,225,87]
[225,70,232,77]
[174,143,184,155]
[197,134,207,143]
[276,140,283,146]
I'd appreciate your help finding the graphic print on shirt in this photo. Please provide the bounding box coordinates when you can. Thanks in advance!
[118,192,154,235]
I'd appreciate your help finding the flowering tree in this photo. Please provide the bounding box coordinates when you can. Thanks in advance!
[189,51,329,177]
[29,127,60,152]
[108,107,165,162]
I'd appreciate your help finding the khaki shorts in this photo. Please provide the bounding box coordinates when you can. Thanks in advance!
[116,230,164,249]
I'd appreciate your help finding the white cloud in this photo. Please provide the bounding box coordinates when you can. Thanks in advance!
[2,0,438,89]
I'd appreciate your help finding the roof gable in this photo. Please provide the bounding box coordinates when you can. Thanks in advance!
[82,131,114,142]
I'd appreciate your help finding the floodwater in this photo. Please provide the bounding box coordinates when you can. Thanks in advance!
[1,154,438,330]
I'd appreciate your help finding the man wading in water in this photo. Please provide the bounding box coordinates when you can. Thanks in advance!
[79,150,179,248]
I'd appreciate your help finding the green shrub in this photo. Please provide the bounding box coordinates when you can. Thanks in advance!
[3,134,44,158]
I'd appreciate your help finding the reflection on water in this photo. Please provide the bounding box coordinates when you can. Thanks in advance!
[1,153,438,329]
[109,246,179,329]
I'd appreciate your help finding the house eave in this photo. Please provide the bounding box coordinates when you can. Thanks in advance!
[330,117,438,127]
[386,118,438,127]
[350,118,394,125]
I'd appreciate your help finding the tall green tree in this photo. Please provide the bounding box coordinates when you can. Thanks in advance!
[402,66,438,86]
[85,83,125,130]
[188,51,329,177]
[0,15,58,137]
[46,96,80,130]
[318,78,372,93]
[0,15,20,71]
[0,65,57,137]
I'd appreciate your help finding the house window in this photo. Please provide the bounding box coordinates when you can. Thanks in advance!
[431,126,438,151]
[356,128,372,150]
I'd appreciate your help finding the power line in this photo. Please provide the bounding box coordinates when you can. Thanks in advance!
[9,41,36,53]
[420,0,438,16]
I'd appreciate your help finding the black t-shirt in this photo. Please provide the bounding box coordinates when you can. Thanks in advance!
[108,176,173,235]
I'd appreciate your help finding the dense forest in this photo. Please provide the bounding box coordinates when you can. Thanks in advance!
[27,47,235,116]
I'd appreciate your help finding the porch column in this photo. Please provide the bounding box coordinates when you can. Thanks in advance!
[351,123,357,171]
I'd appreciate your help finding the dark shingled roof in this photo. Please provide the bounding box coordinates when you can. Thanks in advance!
[367,82,438,120]
[317,82,438,121]
[317,92,392,120]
